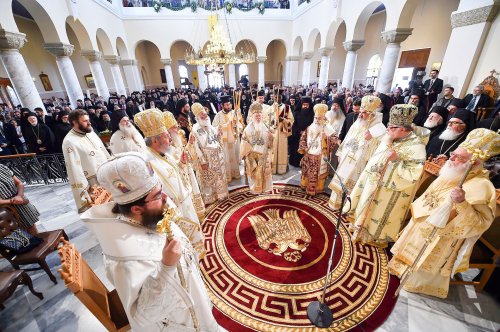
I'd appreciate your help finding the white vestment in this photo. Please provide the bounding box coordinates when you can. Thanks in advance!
[109,129,147,154]
[81,202,220,332]
[62,129,110,213]
[145,147,205,258]
[212,109,242,181]
[325,110,345,136]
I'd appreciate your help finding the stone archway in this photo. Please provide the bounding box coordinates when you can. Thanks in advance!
[169,40,196,89]
[135,40,162,89]
[265,39,287,87]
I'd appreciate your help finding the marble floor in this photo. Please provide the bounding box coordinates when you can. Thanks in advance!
[1,165,499,332]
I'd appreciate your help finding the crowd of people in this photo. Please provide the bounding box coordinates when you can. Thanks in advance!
[1,72,499,330]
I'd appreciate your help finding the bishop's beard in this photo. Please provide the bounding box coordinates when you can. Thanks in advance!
[309,123,325,136]
[439,160,470,183]
[439,127,463,141]
[424,118,440,129]
[197,117,212,127]
[119,123,138,138]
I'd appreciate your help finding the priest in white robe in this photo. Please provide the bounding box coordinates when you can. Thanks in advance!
[82,152,221,331]
[134,108,206,258]
[109,110,146,154]
[212,95,242,182]
[188,103,229,204]
[163,110,205,219]
[240,102,274,194]
[328,96,385,209]
[63,109,110,213]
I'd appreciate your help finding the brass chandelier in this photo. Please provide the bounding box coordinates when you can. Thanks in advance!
[185,13,255,67]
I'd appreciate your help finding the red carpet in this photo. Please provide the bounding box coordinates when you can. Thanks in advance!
[200,184,399,331]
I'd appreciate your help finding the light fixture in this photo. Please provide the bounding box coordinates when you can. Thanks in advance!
[185,11,255,67]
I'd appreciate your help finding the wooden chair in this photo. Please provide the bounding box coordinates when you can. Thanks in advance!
[451,215,499,291]
[58,240,130,332]
[0,270,43,309]
[0,206,68,284]
[476,107,494,122]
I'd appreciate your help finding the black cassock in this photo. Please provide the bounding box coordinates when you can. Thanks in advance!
[289,107,314,167]
[24,123,55,154]
[425,133,466,158]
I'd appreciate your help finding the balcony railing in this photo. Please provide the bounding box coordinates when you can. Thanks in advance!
[0,153,68,186]
[122,0,290,10]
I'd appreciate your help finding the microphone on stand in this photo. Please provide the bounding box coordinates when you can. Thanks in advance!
[306,157,351,328]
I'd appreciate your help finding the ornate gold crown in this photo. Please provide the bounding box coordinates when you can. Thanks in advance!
[313,103,328,117]
[389,104,418,127]
[249,102,263,114]
[191,103,204,117]
[361,96,381,114]
[162,111,178,130]
[459,128,500,161]
[134,108,167,138]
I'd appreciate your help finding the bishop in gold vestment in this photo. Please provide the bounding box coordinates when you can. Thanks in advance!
[329,95,385,209]
[348,105,426,247]
[388,128,499,298]
[240,102,274,194]
[298,104,338,196]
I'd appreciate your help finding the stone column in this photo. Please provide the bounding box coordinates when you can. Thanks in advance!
[284,56,300,86]
[228,64,236,87]
[301,52,314,87]
[0,29,45,111]
[104,55,127,97]
[81,50,110,99]
[44,42,84,109]
[257,56,267,89]
[439,3,498,96]
[121,59,142,93]
[197,65,207,90]
[318,47,334,88]
[160,58,175,90]
[341,40,364,89]
[376,29,412,93]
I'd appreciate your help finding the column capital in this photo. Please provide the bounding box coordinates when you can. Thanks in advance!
[342,40,365,52]
[44,42,74,57]
[257,56,267,63]
[80,50,102,61]
[318,47,334,57]
[302,52,314,60]
[451,4,499,28]
[285,55,301,62]
[160,58,172,66]
[120,59,137,66]
[103,55,121,65]
[0,29,27,51]
[380,28,413,44]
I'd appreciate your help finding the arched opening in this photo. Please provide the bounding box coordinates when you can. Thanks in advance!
[235,39,258,85]
[66,19,96,95]
[366,54,382,87]
[170,40,196,89]
[135,40,162,89]
[265,40,287,87]
[116,37,130,58]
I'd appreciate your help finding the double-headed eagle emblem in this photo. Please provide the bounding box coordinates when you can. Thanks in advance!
[249,209,311,262]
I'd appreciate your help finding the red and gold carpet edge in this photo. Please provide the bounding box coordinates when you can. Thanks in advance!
[201,183,400,332]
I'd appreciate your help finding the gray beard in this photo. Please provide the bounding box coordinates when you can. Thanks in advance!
[439,128,463,141]
[198,117,212,127]
[424,119,439,129]
[119,124,138,138]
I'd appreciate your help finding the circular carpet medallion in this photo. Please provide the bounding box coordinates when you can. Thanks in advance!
[200,184,399,331]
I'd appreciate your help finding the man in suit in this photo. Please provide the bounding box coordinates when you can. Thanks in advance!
[463,85,492,113]
[423,69,444,112]
[339,99,361,141]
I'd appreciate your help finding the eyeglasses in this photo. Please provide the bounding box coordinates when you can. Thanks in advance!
[448,121,464,126]
[144,186,164,204]
[449,152,469,163]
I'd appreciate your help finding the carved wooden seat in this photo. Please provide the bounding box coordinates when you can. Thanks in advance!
[58,240,130,332]
[415,155,447,198]
[89,185,113,206]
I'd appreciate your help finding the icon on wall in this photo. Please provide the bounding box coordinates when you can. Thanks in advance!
[39,72,53,91]
[84,74,96,88]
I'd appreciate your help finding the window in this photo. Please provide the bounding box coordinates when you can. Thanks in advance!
[179,65,189,85]
[366,54,382,87]
[239,64,248,79]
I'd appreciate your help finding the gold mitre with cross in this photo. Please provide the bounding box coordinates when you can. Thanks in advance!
[361,95,381,114]
[191,102,204,117]
[249,101,263,114]
[134,108,167,138]
[459,128,500,161]
[162,111,178,130]
[389,104,418,127]
[313,103,328,117]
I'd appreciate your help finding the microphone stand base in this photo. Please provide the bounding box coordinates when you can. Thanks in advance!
[307,301,333,328]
